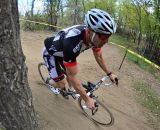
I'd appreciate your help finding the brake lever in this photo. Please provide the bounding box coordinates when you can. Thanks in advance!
[115,78,118,86]
[92,102,99,115]
[104,78,118,87]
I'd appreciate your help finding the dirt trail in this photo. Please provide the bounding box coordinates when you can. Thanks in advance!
[21,31,160,130]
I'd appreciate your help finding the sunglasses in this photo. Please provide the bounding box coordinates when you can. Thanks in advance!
[96,33,111,41]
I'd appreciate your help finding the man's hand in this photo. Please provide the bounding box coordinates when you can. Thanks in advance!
[85,97,96,110]
[109,73,118,86]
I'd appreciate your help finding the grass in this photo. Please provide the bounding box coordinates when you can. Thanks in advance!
[0,125,6,130]
[126,49,160,81]
[110,34,129,46]
[109,34,160,78]
[110,34,137,50]
[127,53,158,75]
[133,81,160,130]
[111,34,160,129]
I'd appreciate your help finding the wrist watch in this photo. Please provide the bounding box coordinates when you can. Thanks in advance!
[107,72,112,76]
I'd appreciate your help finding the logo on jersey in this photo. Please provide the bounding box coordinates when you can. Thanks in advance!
[73,40,83,53]
[49,45,57,52]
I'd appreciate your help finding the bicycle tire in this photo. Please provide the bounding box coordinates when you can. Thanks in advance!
[78,97,114,126]
[38,63,49,84]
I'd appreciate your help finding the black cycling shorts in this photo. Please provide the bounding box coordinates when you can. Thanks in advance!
[43,49,66,82]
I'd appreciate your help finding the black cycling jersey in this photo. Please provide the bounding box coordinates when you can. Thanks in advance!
[44,25,101,67]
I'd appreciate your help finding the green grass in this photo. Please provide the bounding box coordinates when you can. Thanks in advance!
[110,34,129,46]
[133,82,160,130]
[110,34,159,78]
[110,34,136,50]
[127,53,158,75]
[111,34,160,129]
[0,126,6,130]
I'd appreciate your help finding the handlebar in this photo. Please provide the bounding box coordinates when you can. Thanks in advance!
[86,75,118,95]
[81,75,119,111]
[96,75,118,87]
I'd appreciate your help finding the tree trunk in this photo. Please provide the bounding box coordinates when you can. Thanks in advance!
[82,0,86,18]
[60,1,64,26]
[0,0,38,130]
[31,0,36,17]
[73,0,78,25]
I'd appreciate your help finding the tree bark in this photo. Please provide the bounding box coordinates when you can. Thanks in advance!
[0,0,38,130]
[31,0,36,17]
[73,0,78,24]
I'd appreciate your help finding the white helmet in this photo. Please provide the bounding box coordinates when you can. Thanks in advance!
[84,8,116,34]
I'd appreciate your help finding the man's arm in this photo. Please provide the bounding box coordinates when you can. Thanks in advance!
[65,65,89,101]
[93,49,118,83]
[65,65,96,109]
[93,49,111,74]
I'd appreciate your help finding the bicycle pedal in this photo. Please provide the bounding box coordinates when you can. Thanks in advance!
[60,89,69,100]
[45,77,52,84]
[68,88,80,99]
[71,95,77,99]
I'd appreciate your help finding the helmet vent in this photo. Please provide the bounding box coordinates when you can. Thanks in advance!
[105,22,113,29]
[104,15,110,21]
[89,14,98,25]
[98,27,105,32]
[87,21,91,28]
[97,14,103,19]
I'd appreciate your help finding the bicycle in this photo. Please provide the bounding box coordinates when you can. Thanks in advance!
[38,62,117,126]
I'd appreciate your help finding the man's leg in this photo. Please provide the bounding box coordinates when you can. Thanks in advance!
[66,76,75,91]
[43,50,68,98]
[48,56,69,99]
[50,77,66,89]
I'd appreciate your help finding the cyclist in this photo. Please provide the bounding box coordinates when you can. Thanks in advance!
[42,8,118,110]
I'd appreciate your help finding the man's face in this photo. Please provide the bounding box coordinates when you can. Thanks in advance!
[90,31,111,48]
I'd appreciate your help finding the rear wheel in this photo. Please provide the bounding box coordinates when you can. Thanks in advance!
[38,63,49,84]
[78,97,114,126]
[38,62,60,95]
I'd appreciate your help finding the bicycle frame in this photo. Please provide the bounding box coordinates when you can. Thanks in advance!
[88,75,113,94]
[66,75,113,99]
[38,62,115,126]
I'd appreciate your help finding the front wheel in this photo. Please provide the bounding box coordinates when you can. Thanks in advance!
[78,97,114,126]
